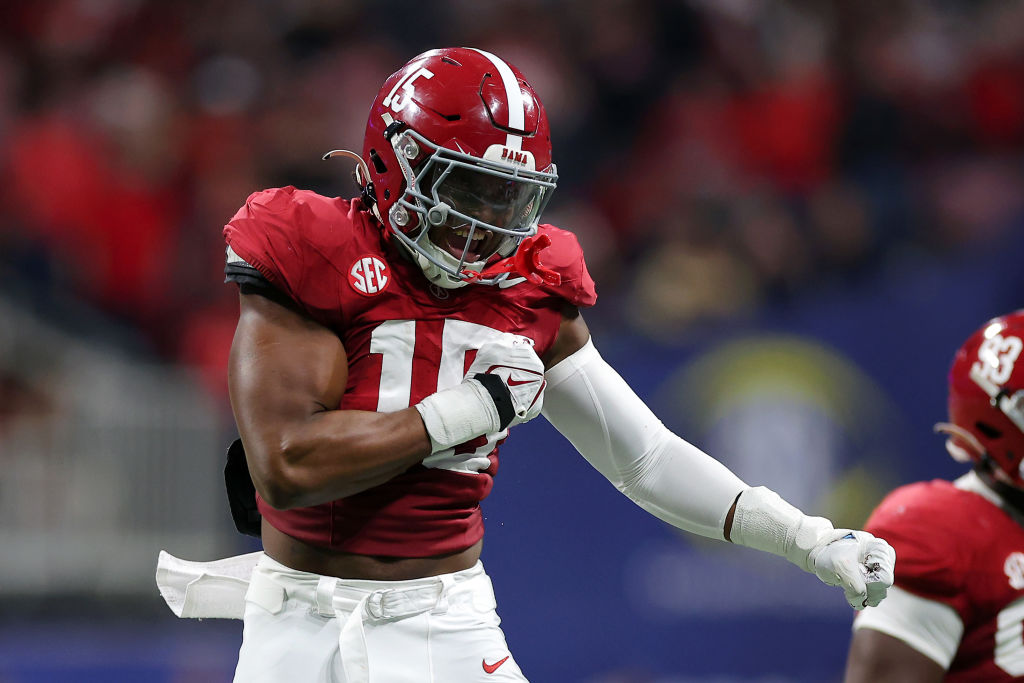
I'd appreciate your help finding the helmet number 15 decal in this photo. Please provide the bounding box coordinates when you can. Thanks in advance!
[383,67,434,113]
[974,334,1023,386]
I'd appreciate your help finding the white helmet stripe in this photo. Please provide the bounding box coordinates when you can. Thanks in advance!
[469,47,524,151]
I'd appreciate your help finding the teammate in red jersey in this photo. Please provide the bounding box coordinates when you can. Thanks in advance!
[845,310,1024,683]
[156,47,894,682]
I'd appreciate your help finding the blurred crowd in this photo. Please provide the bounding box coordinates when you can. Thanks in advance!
[1,0,1023,398]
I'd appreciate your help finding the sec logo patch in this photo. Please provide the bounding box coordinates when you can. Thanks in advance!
[349,255,390,296]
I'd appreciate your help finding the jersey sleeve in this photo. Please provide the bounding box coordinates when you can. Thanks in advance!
[225,245,272,287]
[222,186,345,325]
[852,585,964,669]
[864,486,969,614]
[535,224,597,308]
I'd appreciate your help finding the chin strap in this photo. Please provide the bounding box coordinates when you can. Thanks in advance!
[461,234,562,286]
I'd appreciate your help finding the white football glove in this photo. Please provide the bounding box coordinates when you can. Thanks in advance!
[465,333,546,428]
[808,529,895,609]
[730,487,896,610]
[414,333,545,453]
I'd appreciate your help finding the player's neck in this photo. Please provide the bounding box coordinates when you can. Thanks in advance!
[977,468,1024,519]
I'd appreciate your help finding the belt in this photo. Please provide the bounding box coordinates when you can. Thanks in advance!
[246,559,488,683]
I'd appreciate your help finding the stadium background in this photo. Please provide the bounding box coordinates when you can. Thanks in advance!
[1,0,1023,681]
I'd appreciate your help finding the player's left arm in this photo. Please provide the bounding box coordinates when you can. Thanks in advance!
[541,310,896,610]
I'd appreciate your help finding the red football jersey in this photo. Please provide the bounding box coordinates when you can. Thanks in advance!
[223,186,596,557]
[865,479,1024,680]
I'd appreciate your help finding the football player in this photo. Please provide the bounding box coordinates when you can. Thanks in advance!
[845,310,1024,682]
[157,47,895,682]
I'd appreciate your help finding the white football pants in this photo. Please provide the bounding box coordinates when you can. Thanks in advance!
[233,555,528,683]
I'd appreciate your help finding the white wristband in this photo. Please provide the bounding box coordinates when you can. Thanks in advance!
[414,380,501,453]
[730,486,834,572]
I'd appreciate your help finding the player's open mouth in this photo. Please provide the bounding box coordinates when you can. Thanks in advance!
[441,226,495,263]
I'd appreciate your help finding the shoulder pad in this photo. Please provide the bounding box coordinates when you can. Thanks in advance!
[222,186,355,322]
[533,224,597,307]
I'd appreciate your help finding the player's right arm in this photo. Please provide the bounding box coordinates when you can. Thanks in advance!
[229,288,432,509]
[231,289,546,509]
[844,628,946,683]
[225,188,546,509]
[230,287,546,510]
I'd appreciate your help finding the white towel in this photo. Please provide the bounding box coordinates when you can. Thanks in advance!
[155,550,263,619]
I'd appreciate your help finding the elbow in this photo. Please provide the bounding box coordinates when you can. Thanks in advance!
[617,475,652,507]
[249,441,307,510]
[615,435,670,501]
[256,476,301,510]
[253,466,302,510]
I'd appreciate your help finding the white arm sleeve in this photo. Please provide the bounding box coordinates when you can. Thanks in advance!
[852,585,963,669]
[542,338,747,540]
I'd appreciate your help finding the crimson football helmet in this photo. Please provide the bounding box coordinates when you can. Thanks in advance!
[938,310,1024,487]
[329,47,557,289]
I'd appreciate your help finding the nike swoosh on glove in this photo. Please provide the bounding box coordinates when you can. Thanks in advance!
[465,333,546,428]
[808,530,896,610]
[414,333,546,453]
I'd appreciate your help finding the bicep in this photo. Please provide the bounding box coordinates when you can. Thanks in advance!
[228,290,348,460]
[844,629,946,683]
[542,306,590,369]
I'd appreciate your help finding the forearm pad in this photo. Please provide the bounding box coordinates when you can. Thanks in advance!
[729,486,835,572]
[414,376,510,453]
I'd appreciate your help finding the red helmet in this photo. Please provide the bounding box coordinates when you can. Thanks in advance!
[941,310,1024,487]
[356,47,557,289]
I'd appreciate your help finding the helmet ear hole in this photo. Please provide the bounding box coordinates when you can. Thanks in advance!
[977,421,1003,439]
[369,149,388,174]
